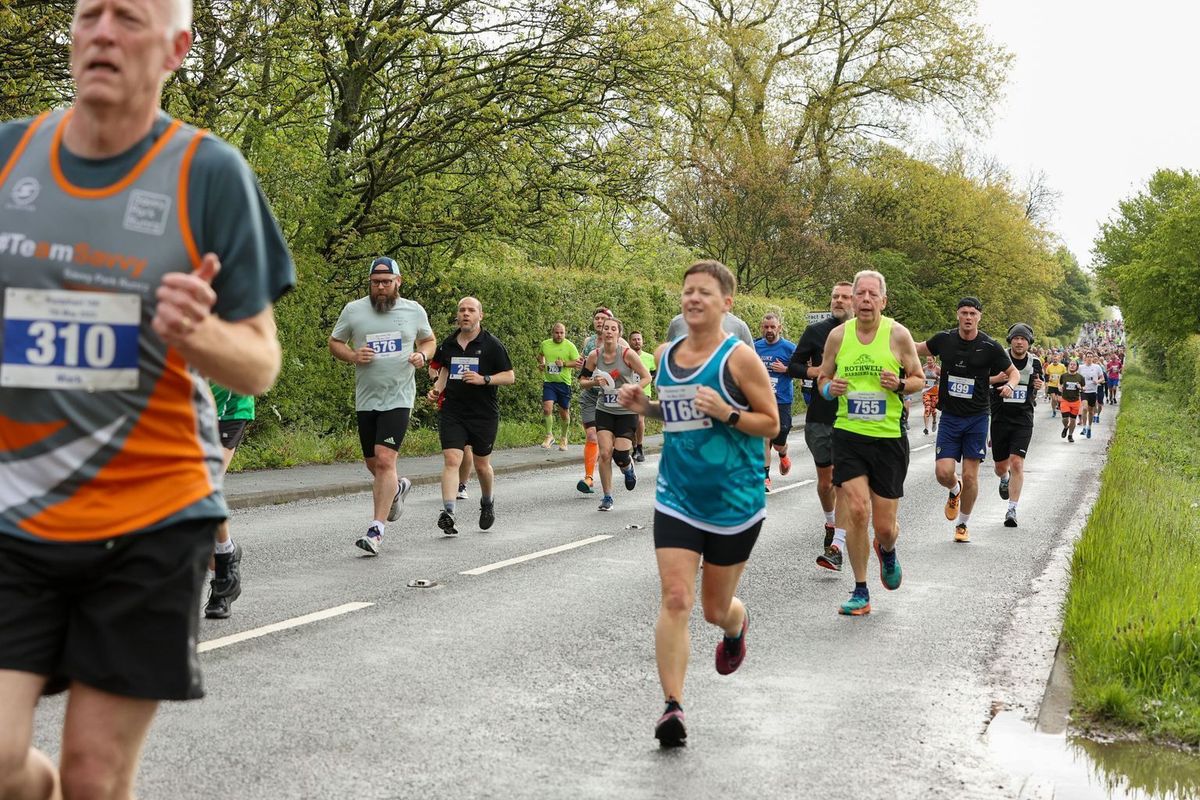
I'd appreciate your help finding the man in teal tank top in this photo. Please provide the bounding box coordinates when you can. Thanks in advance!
[817,270,924,617]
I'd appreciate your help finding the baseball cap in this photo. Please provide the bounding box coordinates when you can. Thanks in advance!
[957,296,982,311]
[370,256,400,276]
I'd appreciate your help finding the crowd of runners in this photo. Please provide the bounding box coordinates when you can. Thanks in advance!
[0,0,1127,793]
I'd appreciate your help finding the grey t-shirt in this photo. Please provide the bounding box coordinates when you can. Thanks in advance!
[332,297,433,410]
[666,312,754,346]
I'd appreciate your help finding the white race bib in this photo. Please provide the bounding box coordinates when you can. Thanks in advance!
[546,363,562,374]
[947,374,975,399]
[365,331,404,358]
[602,391,619,405]
[1003,385,1028,404]
[1,288,140,391]
[658,384,712,432]
[846,391,887,421]
[769,374,779,389]
[449,356,480,380]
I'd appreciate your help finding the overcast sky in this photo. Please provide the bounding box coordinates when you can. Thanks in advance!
[953,0,1197,268]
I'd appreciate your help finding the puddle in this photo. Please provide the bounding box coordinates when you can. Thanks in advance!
[988,711,1200,799]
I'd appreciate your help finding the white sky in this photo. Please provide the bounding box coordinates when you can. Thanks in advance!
[951,0,1199,267]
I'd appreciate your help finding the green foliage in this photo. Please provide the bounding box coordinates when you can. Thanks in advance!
[1062,363,1200,744]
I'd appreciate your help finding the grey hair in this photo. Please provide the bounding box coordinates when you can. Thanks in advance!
[852,269,887,297]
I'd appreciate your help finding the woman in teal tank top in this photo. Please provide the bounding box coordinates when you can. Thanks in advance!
[617,260,780,748]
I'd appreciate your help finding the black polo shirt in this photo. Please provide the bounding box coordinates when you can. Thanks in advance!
[925,329,1012,417]
[789,316,840,425]
[436,328,513,418]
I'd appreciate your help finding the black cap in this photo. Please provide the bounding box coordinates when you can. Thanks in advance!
[957,296,982,311]
[370,256,400,276]
[1006,323,1034,344]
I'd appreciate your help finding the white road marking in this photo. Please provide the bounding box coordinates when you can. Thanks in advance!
[912,444,933,452]
[461,535,613,576]
[198,602,374,653]
[769,479,815,495]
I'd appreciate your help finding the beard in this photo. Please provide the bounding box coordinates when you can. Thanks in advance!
[372,291,398,312]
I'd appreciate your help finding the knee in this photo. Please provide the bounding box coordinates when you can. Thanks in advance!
[599,443,614,460]
[660,583,693,616]
[1010,458,1025,477]
[993,460,1008,477]
[443,452,463,470]
[845,495,870,526]
[961,471,979,489]
[60,751,121,800]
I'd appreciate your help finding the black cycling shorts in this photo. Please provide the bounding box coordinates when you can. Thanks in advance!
[357,408,412,459]
[653,510,761,567]
[594,409,638,440]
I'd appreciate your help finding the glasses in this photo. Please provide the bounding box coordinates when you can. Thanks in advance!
[370,279,395,286]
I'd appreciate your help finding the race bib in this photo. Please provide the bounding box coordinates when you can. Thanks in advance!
[1,288,140,391]
[1003,385,1028,404]
[449,356,480,380]
[547,363,562,374]
[802,379,814,390]
[769,374,780,389]
[846,391,887,421]
[947,374,975,399]
[365,331,403,358]
[924,377,937,389]
[602,391,619,405]
[658,384,711,432]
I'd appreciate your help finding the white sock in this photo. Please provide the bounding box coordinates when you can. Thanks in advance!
[1008,501,1018,512]
[833,527,847,550]
[949,481,961,497]
[371,520,385,535]
[957,512,971,525]
[824,510,836,525]
[214,538,235,555]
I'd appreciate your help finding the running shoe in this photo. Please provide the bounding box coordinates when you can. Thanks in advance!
[932,419,937,432]
[437,510,458,537]
[598,495,614,511]
[1086,427,1092,439]
[576,477,595,494]
[1068,434,1075,443]
[1004,508,1018,528]
[944,479,961,521]
[715,608,748,675]
[623,464,637,491]
[456,482,469,500]
[779,455,792,476]
[205,543,243,619]
[998,474,1010,500]
[764,477,771,492]
[874,538,901,590]
[355,526,383,555]
[953,523,969,543]
[557,438,568,452]
[655,701,687,748]
[479,501,495,531]
[838,590,870,616]
[540,434,554,449]
[387,476,413,522]
[817,544,843,571]
[823,523,835,549]
[634,445,645,463]
[923,427,929,435]
[1061,427,1067,439]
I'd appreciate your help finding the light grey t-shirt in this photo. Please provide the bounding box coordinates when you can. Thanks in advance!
[666,311,754,346]
[332,297,434,411]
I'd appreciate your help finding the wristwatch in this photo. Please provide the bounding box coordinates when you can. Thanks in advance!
[484,374,492,385]
[726,409,741,427]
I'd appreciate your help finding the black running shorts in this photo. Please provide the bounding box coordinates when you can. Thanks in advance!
[0,519,217,700]
[594,409,638,440]
[831,428,909,499]
[990,420,1033,462]
[357,407,412,459]
[653,510,761,566]
[218,419,250,451]
[439,411,499,456]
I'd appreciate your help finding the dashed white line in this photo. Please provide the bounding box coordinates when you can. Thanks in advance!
[198,602,374,653]
[768,479,815,495]
[461,535,613,576]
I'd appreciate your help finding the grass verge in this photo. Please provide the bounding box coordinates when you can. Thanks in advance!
[1061,364,1200,745]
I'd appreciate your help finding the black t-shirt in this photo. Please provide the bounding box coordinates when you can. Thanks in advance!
[436,328,513,418]
[925,329,1012,417]
[789,316,840,424]
[990,352,1044,426]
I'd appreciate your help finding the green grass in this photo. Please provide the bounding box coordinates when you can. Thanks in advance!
[1062,364,1200,745]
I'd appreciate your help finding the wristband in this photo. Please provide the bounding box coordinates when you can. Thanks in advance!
[821,381,833,401]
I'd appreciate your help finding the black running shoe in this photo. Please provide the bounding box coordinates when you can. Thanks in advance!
[816,545,843,571]
[438,510,458,536]
[205,543,243,619]
[1004,508,1018,528]
[655,701,687,748]
[623,464,637,491]
[479,501,495,531]
[1061,427,1068,439]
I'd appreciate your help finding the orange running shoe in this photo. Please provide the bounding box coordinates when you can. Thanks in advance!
[944,478,961,521]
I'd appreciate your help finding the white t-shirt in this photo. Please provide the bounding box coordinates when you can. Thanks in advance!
[1078,363,1106,393]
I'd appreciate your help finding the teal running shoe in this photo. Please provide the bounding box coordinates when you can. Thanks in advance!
[874,538,902,590]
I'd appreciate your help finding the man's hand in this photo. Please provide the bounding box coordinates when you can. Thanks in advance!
[355,346,376,365]
[407,351,426,368]
[152,252,219,347]
[879,369,902,392]
[462,371,486,385]
[827,377,849,397]
[769,358,788,373]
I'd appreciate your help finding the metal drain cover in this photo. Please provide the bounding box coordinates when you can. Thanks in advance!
[407,579,439,589]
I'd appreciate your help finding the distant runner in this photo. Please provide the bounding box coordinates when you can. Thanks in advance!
[754,312,797,491]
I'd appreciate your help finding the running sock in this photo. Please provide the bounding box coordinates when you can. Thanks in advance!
[371,520,385,535]
[443,501,456,514]
[833,527,847,551]
[853,581,869,598]
[482,495,493,507]
[824,510,836,526]
[214,538,236,555]
[1008,500,1018,512]
[665,698,683,713]
[723,612,746,647]
[584,441,599,478]
[543,415,554,435]
[949,482,961,497]
[557,416,570,440]
[879,544,897,569]
[957,512,971,526]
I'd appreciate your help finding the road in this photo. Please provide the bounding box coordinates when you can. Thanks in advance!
[33,411,1115,799]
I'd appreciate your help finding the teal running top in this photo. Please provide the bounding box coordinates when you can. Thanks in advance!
[654,335,766,534]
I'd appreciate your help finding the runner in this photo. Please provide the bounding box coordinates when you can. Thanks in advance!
[427,359,474,498]
[575,307,612,493]
[788,282,854,568]
[921,356,940,435]
[537,322,579,451]
[988,324,1044,528]
[629,330,657,462]
[330,256,435,555]
[205,383,252,619]
[617,259,778,748]
[816,271,924,615]
[754,312,797,491]
[1078,351,1106,439]
[430,297,514,535]
[1044,354,1066,417]
[1105,351,1122,404]
[1058,360,1085,443]
[580,318,651,511]
[0,0,294,792]
[916,297,1018,543]
[665,307,754,345]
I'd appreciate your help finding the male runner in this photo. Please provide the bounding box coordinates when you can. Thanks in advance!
[1044,354,1066,417]
[0,0,294,793]
[537,322,579,450]
[205,383,252,619]
[1078,352,1106,439]
[917,297,1018,543]
[575,307,612,493]
[330,256,435,555]
[431,297,514,535]
[1105,352,1122,404]
[921,356,940,435]
[629,330,656,462]
[788,281,854,568]
[988,324,1044,528]
[754,312,797,491]
[817,271,924,615]
[1058,360,1085,443]
[428,359,474,498]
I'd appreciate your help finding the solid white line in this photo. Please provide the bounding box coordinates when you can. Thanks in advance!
[769,479,815,495]
[198,602,374,653]
[912,444,933,452]
[461,535,613,576]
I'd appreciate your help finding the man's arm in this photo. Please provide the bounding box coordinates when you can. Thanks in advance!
[180,306,281,396]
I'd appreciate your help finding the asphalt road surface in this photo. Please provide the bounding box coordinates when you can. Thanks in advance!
[33,408,1116,799]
